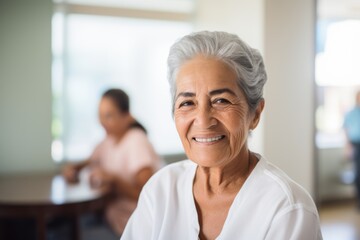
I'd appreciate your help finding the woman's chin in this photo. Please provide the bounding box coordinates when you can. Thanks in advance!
[189,153,228,168]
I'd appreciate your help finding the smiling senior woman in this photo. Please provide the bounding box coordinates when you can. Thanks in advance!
[121,31,322,240]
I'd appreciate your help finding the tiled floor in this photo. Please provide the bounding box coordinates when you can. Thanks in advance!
[320,200,360,240]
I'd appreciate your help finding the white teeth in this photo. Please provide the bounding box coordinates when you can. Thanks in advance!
[194,136,223,143]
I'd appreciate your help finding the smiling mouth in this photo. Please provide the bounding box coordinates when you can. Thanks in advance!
[193,135,225,143]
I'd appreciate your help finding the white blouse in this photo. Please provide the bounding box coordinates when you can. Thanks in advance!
[121,156,323,240]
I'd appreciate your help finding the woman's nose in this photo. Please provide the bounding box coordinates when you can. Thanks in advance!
[193,104,217,128]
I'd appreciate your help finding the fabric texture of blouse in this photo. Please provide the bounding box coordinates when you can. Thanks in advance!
[121,155,323,240]
[88,128,162,235]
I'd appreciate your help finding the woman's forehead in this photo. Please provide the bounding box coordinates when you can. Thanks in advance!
[176,57,238,89]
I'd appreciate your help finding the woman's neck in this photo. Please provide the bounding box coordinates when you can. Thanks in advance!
[114,133,125,142]
[111,115,136,143]
[194,151,257,195]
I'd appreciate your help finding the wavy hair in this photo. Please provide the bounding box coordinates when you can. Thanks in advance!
[167,31,267,113]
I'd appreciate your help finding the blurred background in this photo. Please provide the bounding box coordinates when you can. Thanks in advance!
[1,0,360,239]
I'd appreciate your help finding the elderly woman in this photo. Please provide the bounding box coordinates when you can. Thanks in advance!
[121,31,322,239]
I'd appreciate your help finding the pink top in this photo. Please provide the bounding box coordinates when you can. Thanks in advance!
[90,128,161,181]
[88,127,162,235]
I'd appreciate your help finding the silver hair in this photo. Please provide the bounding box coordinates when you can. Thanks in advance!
[167,31,267,112]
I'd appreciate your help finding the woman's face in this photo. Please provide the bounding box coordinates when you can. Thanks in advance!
[174,56,263,168]
[99,97,129,136]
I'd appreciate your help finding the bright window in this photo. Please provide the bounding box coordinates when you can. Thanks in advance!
[52,2,193,162]
[315,19,360,148]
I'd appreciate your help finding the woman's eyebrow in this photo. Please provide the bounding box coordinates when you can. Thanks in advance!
[176,88,236,100]
[175,92,195,101]
[209,88,236,96]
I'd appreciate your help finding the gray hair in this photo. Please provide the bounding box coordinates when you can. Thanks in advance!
[167,31,267,112]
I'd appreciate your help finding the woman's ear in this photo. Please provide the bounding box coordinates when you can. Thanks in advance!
[250,99,265,130]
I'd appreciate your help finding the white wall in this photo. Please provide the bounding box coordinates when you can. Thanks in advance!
[0,0,55,174]
[263,0,316,195]
[195,0,264,50]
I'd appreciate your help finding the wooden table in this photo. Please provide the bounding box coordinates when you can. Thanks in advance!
[0,172,110,240]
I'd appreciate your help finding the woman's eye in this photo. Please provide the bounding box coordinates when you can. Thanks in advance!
[178,101,194,108]
[213,98,230,104]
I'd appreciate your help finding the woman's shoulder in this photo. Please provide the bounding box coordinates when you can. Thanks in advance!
[254,156,316,209]
[125,127,147,138]
[122,128,150,146]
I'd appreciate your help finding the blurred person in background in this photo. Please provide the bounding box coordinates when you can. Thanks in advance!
[62,88,162,236]
[344,90,360,206]
[121,31,322,240]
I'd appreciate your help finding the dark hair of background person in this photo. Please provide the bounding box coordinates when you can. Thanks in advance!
[102,88,147,134]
